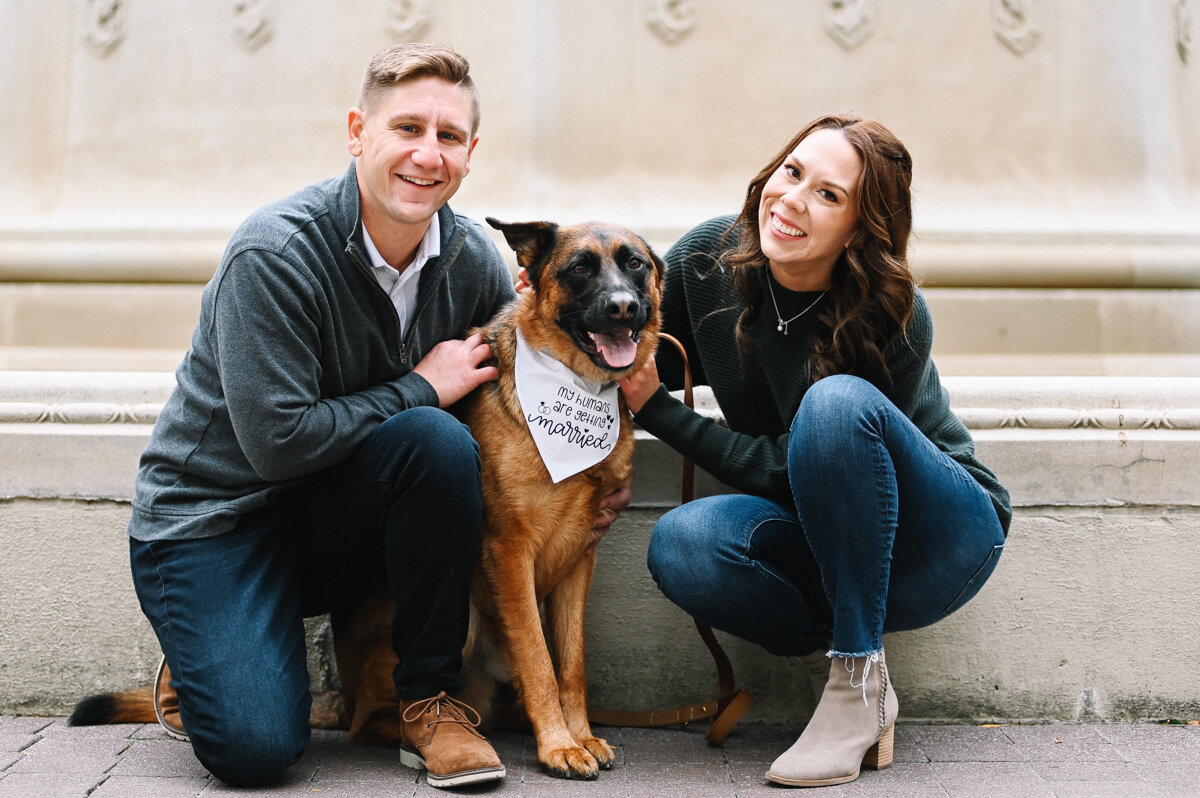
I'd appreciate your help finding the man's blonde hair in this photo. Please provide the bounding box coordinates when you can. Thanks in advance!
[359,42,481,137]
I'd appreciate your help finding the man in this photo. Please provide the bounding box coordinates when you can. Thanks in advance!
[128,43,514,789]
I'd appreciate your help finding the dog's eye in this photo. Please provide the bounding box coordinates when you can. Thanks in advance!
[627,258,643,270]
[571,263,587,274]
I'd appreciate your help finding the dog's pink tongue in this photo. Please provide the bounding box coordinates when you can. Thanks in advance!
[593,329,637,369]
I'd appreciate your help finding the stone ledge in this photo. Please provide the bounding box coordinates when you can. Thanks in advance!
[4,372,1198,507]
[2,227,1198,288]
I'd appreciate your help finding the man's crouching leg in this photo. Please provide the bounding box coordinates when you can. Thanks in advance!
[376,407,505,786]
[131,524,313,788]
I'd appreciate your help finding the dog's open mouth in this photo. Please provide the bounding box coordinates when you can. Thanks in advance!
[572,325,641,371]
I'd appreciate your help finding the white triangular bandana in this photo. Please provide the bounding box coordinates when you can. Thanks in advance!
[514,329,620,483]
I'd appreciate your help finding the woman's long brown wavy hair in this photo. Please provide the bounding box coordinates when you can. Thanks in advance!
[725,114,915,388]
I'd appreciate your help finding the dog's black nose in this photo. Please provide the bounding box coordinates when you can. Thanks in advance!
[606,292,638,321]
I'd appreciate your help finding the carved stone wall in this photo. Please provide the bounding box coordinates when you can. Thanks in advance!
[0,1,1195,286]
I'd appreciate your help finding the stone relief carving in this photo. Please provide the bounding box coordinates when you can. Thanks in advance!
[7,398,1200,432]
[956,407,1200,431]
[993,0,1042,55]
[826,0,873,50]
[0,401,162,425]
[82,0,126,57]
[1178,0,1194,64]
[389,0,432,40]
[647,0,697,44]
[233,0,273,51]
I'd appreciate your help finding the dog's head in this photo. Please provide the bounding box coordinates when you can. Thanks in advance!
[487,217,663,382]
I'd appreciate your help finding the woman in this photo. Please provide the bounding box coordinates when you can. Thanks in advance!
[619,114,1011,788]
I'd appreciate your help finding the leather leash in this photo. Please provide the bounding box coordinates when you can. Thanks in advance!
[588,332,752,744]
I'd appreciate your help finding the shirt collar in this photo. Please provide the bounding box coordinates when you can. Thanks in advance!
[361,212,442,276]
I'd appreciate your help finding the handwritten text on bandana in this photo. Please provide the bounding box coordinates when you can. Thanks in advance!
[514,330,620,483]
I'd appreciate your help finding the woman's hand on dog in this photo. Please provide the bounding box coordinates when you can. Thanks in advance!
[412,332,500,407]
[618,357,660,414]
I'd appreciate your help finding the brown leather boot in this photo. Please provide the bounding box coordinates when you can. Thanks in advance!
[398,692,505,788]
[154,656,189,742]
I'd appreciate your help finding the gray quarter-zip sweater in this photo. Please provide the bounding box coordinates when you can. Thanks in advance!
[129,161,516,541]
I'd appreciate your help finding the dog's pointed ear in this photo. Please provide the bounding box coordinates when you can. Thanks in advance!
[486,217,559,288]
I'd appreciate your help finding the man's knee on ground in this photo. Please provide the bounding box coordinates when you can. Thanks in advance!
[191,716,309,787]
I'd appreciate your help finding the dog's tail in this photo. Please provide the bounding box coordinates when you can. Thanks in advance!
[68,686,156,726]
[67,686,352,731]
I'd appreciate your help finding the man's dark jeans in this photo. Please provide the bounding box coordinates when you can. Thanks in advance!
[130,406,483,786]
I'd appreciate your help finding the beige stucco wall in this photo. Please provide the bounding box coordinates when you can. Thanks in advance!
[1,1,1197,725]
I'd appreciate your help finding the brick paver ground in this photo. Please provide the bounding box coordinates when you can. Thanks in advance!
[2,716,1198,797]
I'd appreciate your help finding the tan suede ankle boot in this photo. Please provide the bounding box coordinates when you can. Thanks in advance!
[766,650,899,787]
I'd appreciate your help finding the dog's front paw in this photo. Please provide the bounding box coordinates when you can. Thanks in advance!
[540,745,600,780]
[579,735,616,770]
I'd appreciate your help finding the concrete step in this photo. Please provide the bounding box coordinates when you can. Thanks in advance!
[1,373,1198,723]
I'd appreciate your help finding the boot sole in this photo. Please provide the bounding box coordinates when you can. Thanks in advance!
[398,746,506,788]
[153,656,190,743]
[765,724,894,787]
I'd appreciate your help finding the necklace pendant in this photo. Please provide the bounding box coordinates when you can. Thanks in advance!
[777,320,786,334]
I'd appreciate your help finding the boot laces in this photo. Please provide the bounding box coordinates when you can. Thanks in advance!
[402,691,483,730]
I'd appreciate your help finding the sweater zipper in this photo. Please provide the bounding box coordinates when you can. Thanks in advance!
[346,224,465,368]
[346,239,409,364]
[399,224,468,365]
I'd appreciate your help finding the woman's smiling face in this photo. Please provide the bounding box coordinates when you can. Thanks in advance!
[758,127,863,290]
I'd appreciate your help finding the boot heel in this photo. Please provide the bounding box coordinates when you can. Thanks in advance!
[861,723,894,770]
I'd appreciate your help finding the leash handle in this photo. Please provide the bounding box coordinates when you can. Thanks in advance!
[657,333,694,505]
[590,332,752,742]
[655,333,751,744]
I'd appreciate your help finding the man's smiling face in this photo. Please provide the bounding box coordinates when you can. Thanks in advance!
[348,75,478,239]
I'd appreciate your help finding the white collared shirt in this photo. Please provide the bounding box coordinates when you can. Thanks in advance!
[362,213,441,337]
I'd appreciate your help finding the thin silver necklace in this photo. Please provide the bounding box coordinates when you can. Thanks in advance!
[765,273,827,335]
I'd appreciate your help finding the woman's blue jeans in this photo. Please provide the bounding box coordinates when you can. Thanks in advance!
[647,375,1005,660]
[129,407,483,786]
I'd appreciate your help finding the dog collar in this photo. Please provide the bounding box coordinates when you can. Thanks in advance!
[514,330,620,483]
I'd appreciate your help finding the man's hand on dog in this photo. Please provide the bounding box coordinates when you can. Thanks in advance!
[412,333,499,407]
[515,266,532,293]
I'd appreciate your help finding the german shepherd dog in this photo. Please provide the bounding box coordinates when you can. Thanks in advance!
[69,218,663,781]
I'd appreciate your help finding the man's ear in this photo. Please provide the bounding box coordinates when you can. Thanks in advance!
[463,136,479,177]
[347,107,366,157]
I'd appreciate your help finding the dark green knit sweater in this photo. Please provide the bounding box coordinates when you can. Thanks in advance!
[633,215,1011,533]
